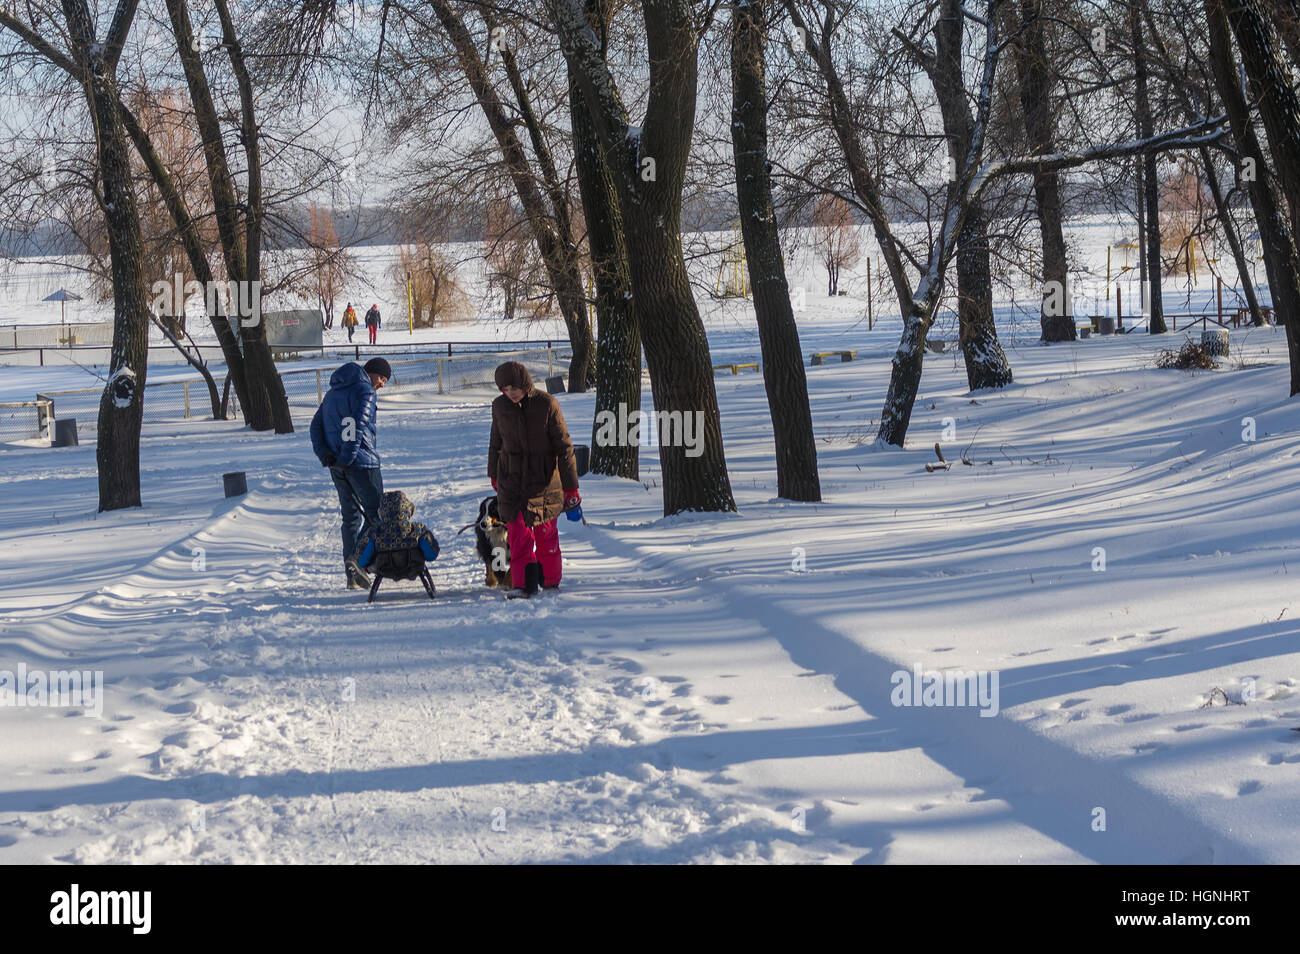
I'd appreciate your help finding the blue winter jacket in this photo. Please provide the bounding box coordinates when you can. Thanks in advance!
[310,363,380,468]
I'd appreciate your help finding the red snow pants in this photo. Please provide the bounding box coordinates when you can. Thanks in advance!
[507,513,561,588]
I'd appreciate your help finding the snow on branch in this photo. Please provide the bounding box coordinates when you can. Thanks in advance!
[970,117,1229,201]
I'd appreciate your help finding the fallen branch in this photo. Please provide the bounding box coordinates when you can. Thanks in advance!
[1199,686,1246,708]
[925,443,952,473]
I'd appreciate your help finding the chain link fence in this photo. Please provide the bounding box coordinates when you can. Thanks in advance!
[0,400,54,443]
[0,321,115,348]
[19,346,566,442]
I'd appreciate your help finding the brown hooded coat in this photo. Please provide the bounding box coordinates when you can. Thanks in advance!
[489,363,579,526]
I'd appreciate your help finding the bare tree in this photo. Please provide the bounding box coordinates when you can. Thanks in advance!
[1208,0,1300,391]
[731,0,821,502]
[306,202,356,330]
[1,1,151,510]
[810,192,859,296]
[566,0,641,480]
[549,0,737,515]
[164,0,292,433]
[782,0,1227,445]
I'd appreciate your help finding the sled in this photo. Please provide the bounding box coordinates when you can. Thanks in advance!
[366,546,437,603]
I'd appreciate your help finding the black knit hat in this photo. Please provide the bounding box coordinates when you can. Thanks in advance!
[364,357,392,380]
[494,361,534,393]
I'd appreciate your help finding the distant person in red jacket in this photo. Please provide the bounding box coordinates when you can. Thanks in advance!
[364,303,381,344]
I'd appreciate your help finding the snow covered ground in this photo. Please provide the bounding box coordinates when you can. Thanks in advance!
[1,305,1296,864]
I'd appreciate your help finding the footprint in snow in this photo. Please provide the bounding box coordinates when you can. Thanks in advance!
[1132,741,1169,755]
[1237,780,1263,795]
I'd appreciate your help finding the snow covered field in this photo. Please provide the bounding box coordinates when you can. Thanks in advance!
[1,303,1296,863]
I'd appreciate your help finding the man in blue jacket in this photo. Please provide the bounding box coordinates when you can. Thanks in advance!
[310,357,391,588]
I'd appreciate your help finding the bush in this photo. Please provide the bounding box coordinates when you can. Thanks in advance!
[1154,340,1217,370]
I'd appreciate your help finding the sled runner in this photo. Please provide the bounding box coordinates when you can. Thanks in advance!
[366,545,437,603]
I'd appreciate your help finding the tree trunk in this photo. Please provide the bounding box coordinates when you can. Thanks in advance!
[166,0,289,432]
[1265,0,1300,67]
[622,217,735,513]
[1010,0,1074,342]
[1132,2,1166,333]
[730,0,821,501]
[932,0,1012,388]
[1207,0,1300,392]
[61,0,149,510]
[116,101,252,417]
[552,0,736,514]
[213,0,293,435]
[955,206,1013,388]
[495,24,596,390]
[431,0,594,391]
[878,292,944,445]
[568,0,640,478]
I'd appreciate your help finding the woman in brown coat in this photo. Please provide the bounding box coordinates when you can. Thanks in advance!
[488,361,580,597]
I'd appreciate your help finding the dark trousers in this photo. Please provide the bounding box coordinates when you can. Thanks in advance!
[330,465,383,572]
[346,326,354,341]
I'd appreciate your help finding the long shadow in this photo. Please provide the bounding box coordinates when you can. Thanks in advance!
[0,718,890,814]
[715,588,1270,864]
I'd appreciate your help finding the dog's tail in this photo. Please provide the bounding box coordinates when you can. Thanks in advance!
[456,521,477,535]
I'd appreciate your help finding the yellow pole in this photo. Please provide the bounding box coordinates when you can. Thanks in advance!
[406,272,413,333]
[1189,237,1196,285]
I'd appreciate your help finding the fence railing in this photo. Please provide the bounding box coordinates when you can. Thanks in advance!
[277,347,563,411]
[22,346,567,441]
[35,378,239,437]
[0,337,567,368]
[0,321,115,349]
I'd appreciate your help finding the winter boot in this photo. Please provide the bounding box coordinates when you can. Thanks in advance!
[506,562,542,599]
[539,563,559,593]
[346,560,371,590]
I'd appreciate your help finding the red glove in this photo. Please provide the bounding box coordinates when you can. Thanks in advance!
[491,477,499,492]
[564,489,581,511]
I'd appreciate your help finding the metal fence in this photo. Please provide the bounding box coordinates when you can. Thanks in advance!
[34,378,238,438]
[277,347,562,415]
[0,400,53,443]
[22,346,565,441]
[0,321,115,348]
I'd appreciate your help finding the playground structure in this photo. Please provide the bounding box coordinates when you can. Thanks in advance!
[715,241,749,299]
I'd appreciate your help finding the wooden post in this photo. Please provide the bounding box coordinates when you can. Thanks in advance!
[184,381,190,419]
[866,256,873,331]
